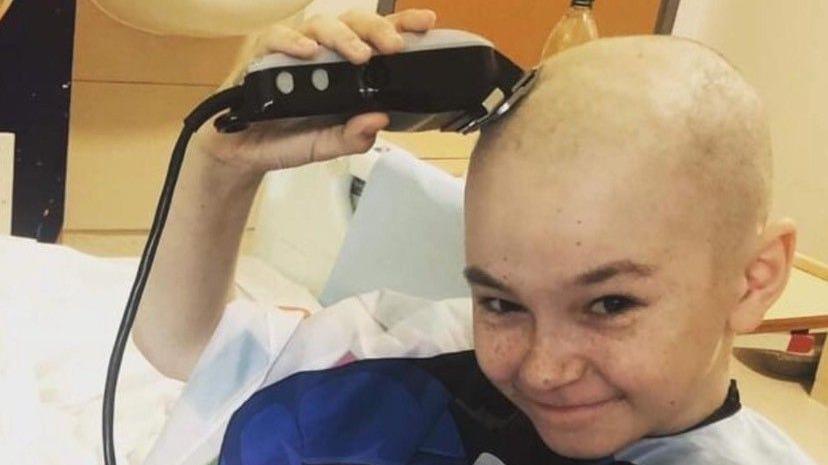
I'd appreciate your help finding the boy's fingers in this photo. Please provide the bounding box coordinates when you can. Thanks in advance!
[289,9,436,64]
[386,9,437,32]
[310,113,389,161]
[258,25,319,58]
[346,112,390,142]
[299,15,373,64]
[339,10,404,54]
[219,26,318,90]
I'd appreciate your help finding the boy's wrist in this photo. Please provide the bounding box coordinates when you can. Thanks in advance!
[187,134,266,194]
[190,125,270,183]
[196,150,265,191]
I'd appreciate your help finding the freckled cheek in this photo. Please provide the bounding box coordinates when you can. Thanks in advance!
[473,318,531,385]
[599,329,682,407]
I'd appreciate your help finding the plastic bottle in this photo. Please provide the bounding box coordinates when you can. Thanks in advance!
[540,0,599,61]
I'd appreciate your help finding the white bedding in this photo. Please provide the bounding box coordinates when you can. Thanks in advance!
[0,236,318,465]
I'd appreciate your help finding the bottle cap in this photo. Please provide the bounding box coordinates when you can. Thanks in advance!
[571,0,595,7]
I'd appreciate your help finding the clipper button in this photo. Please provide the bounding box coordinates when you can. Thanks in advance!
[311,68,330,91]
[275,71,294,94]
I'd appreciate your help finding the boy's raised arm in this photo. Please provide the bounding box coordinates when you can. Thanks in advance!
[130,9,437,380]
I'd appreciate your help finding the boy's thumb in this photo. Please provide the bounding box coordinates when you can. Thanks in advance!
[345,112,390,150]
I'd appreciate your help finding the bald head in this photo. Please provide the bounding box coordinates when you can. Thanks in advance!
[468,35,771,267]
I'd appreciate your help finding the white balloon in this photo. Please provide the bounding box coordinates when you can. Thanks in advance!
[88,0,314,37]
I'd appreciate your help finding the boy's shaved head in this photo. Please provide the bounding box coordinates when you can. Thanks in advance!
[470,35,771,269]
[464,36,783,458]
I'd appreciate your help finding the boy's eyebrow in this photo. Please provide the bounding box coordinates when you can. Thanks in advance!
[464,260,656,292]
[463,266,513,293]
[573,260,657,286]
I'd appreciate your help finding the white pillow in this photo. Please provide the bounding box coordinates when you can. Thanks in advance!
[319,143,469,306]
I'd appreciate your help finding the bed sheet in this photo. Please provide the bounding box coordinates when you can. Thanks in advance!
[0,236,318,465]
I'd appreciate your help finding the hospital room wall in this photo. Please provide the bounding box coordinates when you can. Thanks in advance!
[61,0,248,252]
[673,0,828,268]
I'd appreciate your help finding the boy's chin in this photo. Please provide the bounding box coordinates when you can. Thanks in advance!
[534,424,639,460]
[524,399,644,459]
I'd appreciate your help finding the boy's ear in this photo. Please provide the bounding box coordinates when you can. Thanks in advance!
[729,219,797,334]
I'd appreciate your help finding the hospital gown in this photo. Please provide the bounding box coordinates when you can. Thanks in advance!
[142,290,816,465]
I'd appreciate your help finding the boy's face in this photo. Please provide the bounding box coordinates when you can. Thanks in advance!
[464,145,736,458]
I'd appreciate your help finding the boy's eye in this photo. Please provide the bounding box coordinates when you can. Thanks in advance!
[588,295,641,316]
[477,297,524,315]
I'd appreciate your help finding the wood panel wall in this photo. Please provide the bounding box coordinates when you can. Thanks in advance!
[396,0,662,69]
[65,0,246,233]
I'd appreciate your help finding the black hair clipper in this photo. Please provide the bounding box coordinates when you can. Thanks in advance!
[215,29,537,134]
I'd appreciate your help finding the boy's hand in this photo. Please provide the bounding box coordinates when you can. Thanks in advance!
[194,9,437,173]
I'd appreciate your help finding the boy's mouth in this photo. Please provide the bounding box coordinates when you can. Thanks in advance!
[523,396,623,426]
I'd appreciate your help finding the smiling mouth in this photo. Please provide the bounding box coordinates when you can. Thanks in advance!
[527,397,622,424]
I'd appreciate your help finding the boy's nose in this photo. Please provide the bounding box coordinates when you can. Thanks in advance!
[515,343,588,395]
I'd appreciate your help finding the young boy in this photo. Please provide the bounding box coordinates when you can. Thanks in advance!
[133,8,815,465]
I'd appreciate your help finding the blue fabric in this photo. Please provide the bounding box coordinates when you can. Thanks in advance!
[318,148,469,306]
[185,331,269,416]
[219,359,467,465]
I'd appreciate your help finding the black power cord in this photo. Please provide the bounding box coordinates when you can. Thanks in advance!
[102,86,245,465]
